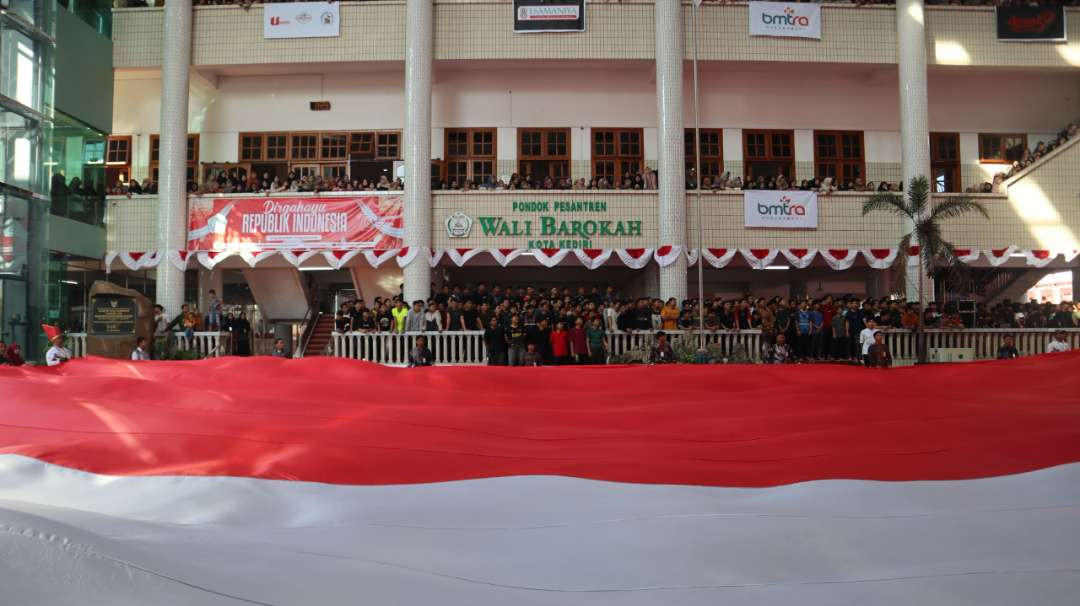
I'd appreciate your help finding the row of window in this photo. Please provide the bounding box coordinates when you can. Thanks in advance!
[101,129,1033,190]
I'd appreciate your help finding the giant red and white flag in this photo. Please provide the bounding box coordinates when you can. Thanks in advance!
[2,354,1080,605]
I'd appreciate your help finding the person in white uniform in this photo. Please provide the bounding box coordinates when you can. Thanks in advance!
[1046,330,1072,354]
[42,324,72,367]
[131,337,150,361]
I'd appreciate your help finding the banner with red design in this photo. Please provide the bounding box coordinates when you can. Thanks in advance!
[186,195,404,252]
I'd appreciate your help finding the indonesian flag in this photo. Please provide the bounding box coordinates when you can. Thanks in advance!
[2,355,1080,604]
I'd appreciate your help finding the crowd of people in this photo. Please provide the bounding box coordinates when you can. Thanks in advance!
[104,118,1077,198]
[0,341,26,366]
[332,283,1078,367]
[968,121,1079,194]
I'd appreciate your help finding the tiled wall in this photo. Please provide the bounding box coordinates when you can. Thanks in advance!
[944,139,1080,251]
[106,196,159,251]
[927,7,1080,68]
[113,4,1080,70]
[687,192,906,249]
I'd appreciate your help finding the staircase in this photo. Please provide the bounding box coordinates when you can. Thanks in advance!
[301,315,336,357]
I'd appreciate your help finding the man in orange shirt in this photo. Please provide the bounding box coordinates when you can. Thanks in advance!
[661,298,680,331]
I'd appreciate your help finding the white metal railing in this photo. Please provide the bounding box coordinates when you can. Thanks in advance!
[332,331,487,365]
[67,333,88,357]
[330,328,1080,365]
[174,332,232,358]
[67,331,230,358]
[921,328,1080,359]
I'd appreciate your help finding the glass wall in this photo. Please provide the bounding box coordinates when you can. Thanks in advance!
[0,193,30,351]
[48,110,106,225]
[0,1,55,361]
[62,0,109,37]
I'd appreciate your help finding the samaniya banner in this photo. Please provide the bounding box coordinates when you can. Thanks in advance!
[996,5,1066,42]
[264,2,340,39]
[748,1,821,40]
[187,195,404,252]
[514,0,585,33]
[744,190,818,229]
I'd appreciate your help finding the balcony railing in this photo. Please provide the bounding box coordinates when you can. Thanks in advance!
[330,328,1080,366]
[67,331,231,359]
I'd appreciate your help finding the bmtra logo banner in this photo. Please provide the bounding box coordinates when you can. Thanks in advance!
[748,2,822,40]
[744,190,818,229]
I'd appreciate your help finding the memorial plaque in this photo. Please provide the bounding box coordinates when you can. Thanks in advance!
[86,281,154,359]
[90,295,138,335]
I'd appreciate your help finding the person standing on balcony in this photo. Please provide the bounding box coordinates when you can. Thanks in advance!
[206,289,223,332]
[859,319,878,367]
[550,322,571,366]
[795,301,812,361]
[405,301,425,333]
[423,303,443,332]
[392,300,410,333]
[484,317,507,366]
[831,307,849,360]
[661,298,680,331]
[507,315,528,367]
[846,299,865,361]
[586,317,607,365]
[809,301,825,360]
[569,318,589,365]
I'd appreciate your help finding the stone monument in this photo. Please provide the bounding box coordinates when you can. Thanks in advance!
[86,281,155,359]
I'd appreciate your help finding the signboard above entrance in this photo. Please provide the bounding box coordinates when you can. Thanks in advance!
[513,0,586,33]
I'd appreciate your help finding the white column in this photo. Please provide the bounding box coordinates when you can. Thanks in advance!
[154,0,192,318]
[655,0,687,302]
[897,0,932,303]
[402,0,433,304]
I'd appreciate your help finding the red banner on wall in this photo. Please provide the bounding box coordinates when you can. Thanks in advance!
[186,195,404,252]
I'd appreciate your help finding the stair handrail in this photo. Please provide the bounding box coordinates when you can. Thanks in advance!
[294,301,323,359]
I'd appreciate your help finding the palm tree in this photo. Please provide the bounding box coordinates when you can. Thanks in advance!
[862,175,989,362]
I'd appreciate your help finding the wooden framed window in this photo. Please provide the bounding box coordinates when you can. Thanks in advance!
[149,134,200,184]
[321,164,348,180]
[290,133,318,161]
[444,128,497,186]
[978,133,1027,164]
[105,136,131,165]
[814,130,864,185]
[320,133,348,161]
[237,130,400,178]
[743,129,794,182]
[684,128,723,180]
[240,134,263,161]
[265,134,288,160]
[518,128,570,179]
[930,132,960,193]
[349,132,374,158]
[376,132,400,159]
[592,128,642,185]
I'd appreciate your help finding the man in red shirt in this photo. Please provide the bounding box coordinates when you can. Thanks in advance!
[820,295,837,360]
[568,318,589,365]
[549,322,572,365]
